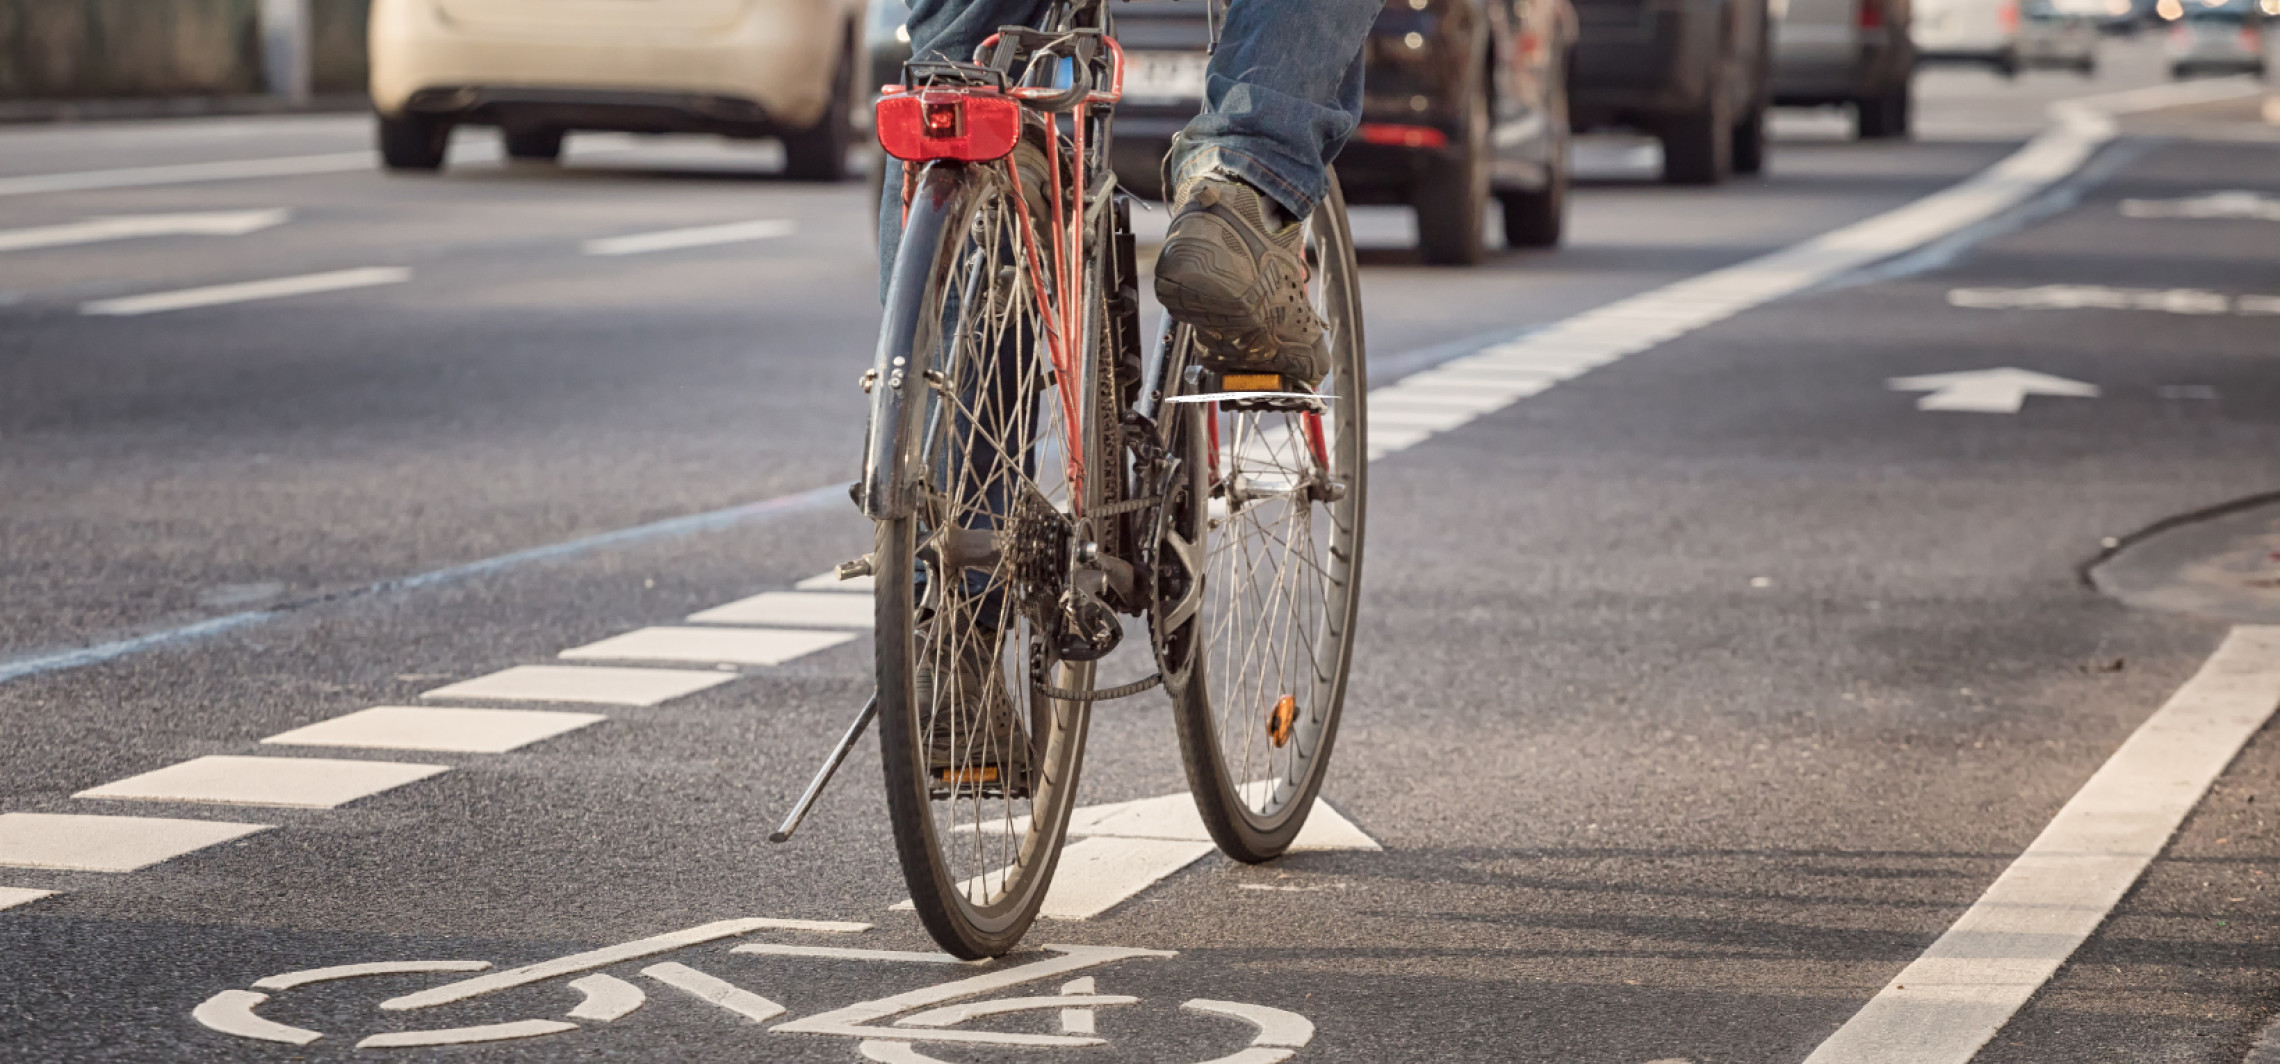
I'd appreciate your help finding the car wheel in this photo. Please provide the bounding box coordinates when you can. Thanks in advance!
[1731,102,1768,175]
[1500,87,1569,249]
[784,25,857,182]
[1415,75,1491,266]
[378,113,449,172]
[502,127,564,162]
[1857,80,1910,139]
[2077,55,2098,76]
[1660,86,1732,185]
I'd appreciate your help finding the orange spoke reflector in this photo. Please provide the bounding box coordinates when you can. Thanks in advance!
[1222,373,1282,392]
[1267,695,1298,748]
[938,766,1001,784]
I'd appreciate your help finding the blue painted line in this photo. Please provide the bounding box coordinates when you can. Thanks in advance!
[0,481,851,687]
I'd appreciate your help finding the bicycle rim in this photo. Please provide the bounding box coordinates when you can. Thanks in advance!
[1162,172,1367,862]
[876,152,1097,958]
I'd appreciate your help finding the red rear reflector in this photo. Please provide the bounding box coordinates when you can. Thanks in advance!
[877,92,1021,162]
[1356,123,1450,149]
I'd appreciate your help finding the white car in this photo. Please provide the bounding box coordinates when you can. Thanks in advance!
[2018,0,2102,72]
[369,0,866,179]
[1914,0,2024,73]
[2167,0,2270,76]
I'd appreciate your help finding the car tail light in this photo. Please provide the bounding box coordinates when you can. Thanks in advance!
[1858,0,1884,30]
[2243,23,2263,47]
[1998,0,2019,30]
[875,91,1022,162]
[1357,122,1450,148]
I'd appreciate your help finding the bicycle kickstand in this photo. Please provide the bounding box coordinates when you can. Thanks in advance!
[768,692,879,844]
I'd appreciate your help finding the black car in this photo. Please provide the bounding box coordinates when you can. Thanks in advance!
[866,0,1578,266]
[1568,0,1772,184]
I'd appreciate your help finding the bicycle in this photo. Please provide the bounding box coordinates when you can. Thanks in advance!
[776,0,1367,960]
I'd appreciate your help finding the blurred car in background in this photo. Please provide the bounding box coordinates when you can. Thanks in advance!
[1567,0,1773,185]
[1913,0,2022,74]
[866,0,1578,265]
[1769,0,1915,139]
[2018,0,2102,71]
[369,0,866,179]
[2166,0,2270,75]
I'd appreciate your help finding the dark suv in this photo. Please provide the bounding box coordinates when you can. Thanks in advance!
[867,0,1578,265]
[1568,0,1772,184]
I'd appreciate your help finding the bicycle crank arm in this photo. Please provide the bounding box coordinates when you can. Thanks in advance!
[768,692,879,844]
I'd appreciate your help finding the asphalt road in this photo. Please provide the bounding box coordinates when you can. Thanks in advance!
[5,36,2280,1064]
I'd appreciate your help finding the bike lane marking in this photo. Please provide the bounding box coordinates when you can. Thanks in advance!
[565,973,647,1021]
[261,706,606,754]
[1805,626,2280,1063]
[419,664,738,705]
[0,813,269,872]
[0,886,56,911]
[75,755,449,809]
[381,917,869,1011]
[558,626,857,667]
[639,962,785,1022]
[359,1019,579,1048]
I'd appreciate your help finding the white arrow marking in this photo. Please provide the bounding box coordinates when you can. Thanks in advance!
[0,210,289,253]
[1886,368,2099,414]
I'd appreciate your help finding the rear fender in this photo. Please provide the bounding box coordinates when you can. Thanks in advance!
[860,162,981,521]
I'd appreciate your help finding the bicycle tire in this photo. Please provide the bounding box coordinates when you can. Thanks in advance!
[874,146,1106,958]
[1157,171,1368,863]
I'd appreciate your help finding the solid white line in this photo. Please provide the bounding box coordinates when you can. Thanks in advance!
[0,152,375,198]
[420,665,738,706]
[0,812,270,872]
[1806,626,2280,1064]
[262,705,606,753]
[566,973,648,1021]
[255,960,490,990]
[382,917,860,1010]
[583,219,795,256]
[81,266,409,316]
[558,626,857,666]
[688,591,875,628]
[192,990,322,1045]
[639,962,787,1022]
[0,887,57,911]
[358,1019,578,1048]
[75,755,449,809]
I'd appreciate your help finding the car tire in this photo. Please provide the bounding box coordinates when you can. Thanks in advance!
[502,127,564,162]
[784,26,857,182]
[2076,55,2098,76]
[1415,75,1491,266]
[1857,80,1910,139]
[1500,89,1569,249]
[1730,103,1768,175]
[1660,88,1732,186]
[378,113,449,172]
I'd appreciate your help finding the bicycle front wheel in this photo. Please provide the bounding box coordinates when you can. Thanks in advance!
[1158,172,1367,863]
[874,149,1100,958]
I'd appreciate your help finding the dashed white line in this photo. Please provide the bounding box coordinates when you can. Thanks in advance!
[80,266,410,317]
[688,591,875,628]
[421,665,739,706]
[0,151,375,198]
[558,626,857,667]
[1806,626,2280,1064]
[262,706,606,753]
[582,219,795,256]
[76,755,449,809]
[639,962,787,1022]
[0,209,290,253]
[0,813,270,872]
[0,887,57,911]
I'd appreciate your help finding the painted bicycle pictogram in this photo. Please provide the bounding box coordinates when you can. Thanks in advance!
[193,917,1315,1060]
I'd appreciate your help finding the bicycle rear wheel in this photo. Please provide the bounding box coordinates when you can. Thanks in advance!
[1156,172,1367,863]
[874,150,1101,958]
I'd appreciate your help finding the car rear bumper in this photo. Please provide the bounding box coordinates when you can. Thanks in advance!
[370,0,845,131]
[1568,0,1720,125]
[1771,27,1911,102]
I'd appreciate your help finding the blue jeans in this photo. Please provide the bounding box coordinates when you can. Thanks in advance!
[880,0,1381,268]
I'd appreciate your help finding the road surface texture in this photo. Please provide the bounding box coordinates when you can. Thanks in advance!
[5,36,2280,1064]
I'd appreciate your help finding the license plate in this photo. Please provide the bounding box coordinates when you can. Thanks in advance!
[1123,51,1209,103]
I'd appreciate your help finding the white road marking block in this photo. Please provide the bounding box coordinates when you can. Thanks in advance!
[255,960,491,990]
[775,945,1173,1048]
[1806,626,2280,1064]
[897,992,1138,1027]
[566,973,646,1021]
[1187,998,1317,1047]
[76,755,448,809]
[262,706,606,753]
[0,887,57,911]
[81,266,410,316]
[688,591,875,628]
[734,943,969,964]
[382,917,865,1010]
[0,812,269,872]
[640,962,786,1022]
[422,665,737,706]
[583,219,795,256]
[358,1020,577,1048]
[1886,368,2099,414]
[559,626,856,666]
[0,209,290,253]
[797,570,876,592]
[193,991,322,1046]
[0,152,375,198]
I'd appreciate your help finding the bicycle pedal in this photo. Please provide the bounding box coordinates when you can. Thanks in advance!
[1163,372,1330,412]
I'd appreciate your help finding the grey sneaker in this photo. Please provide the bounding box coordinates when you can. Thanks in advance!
[915,632,1029,794]
[1154,174,1330,386]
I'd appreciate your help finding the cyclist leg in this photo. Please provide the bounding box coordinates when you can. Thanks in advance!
[1153,0,1380,385]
